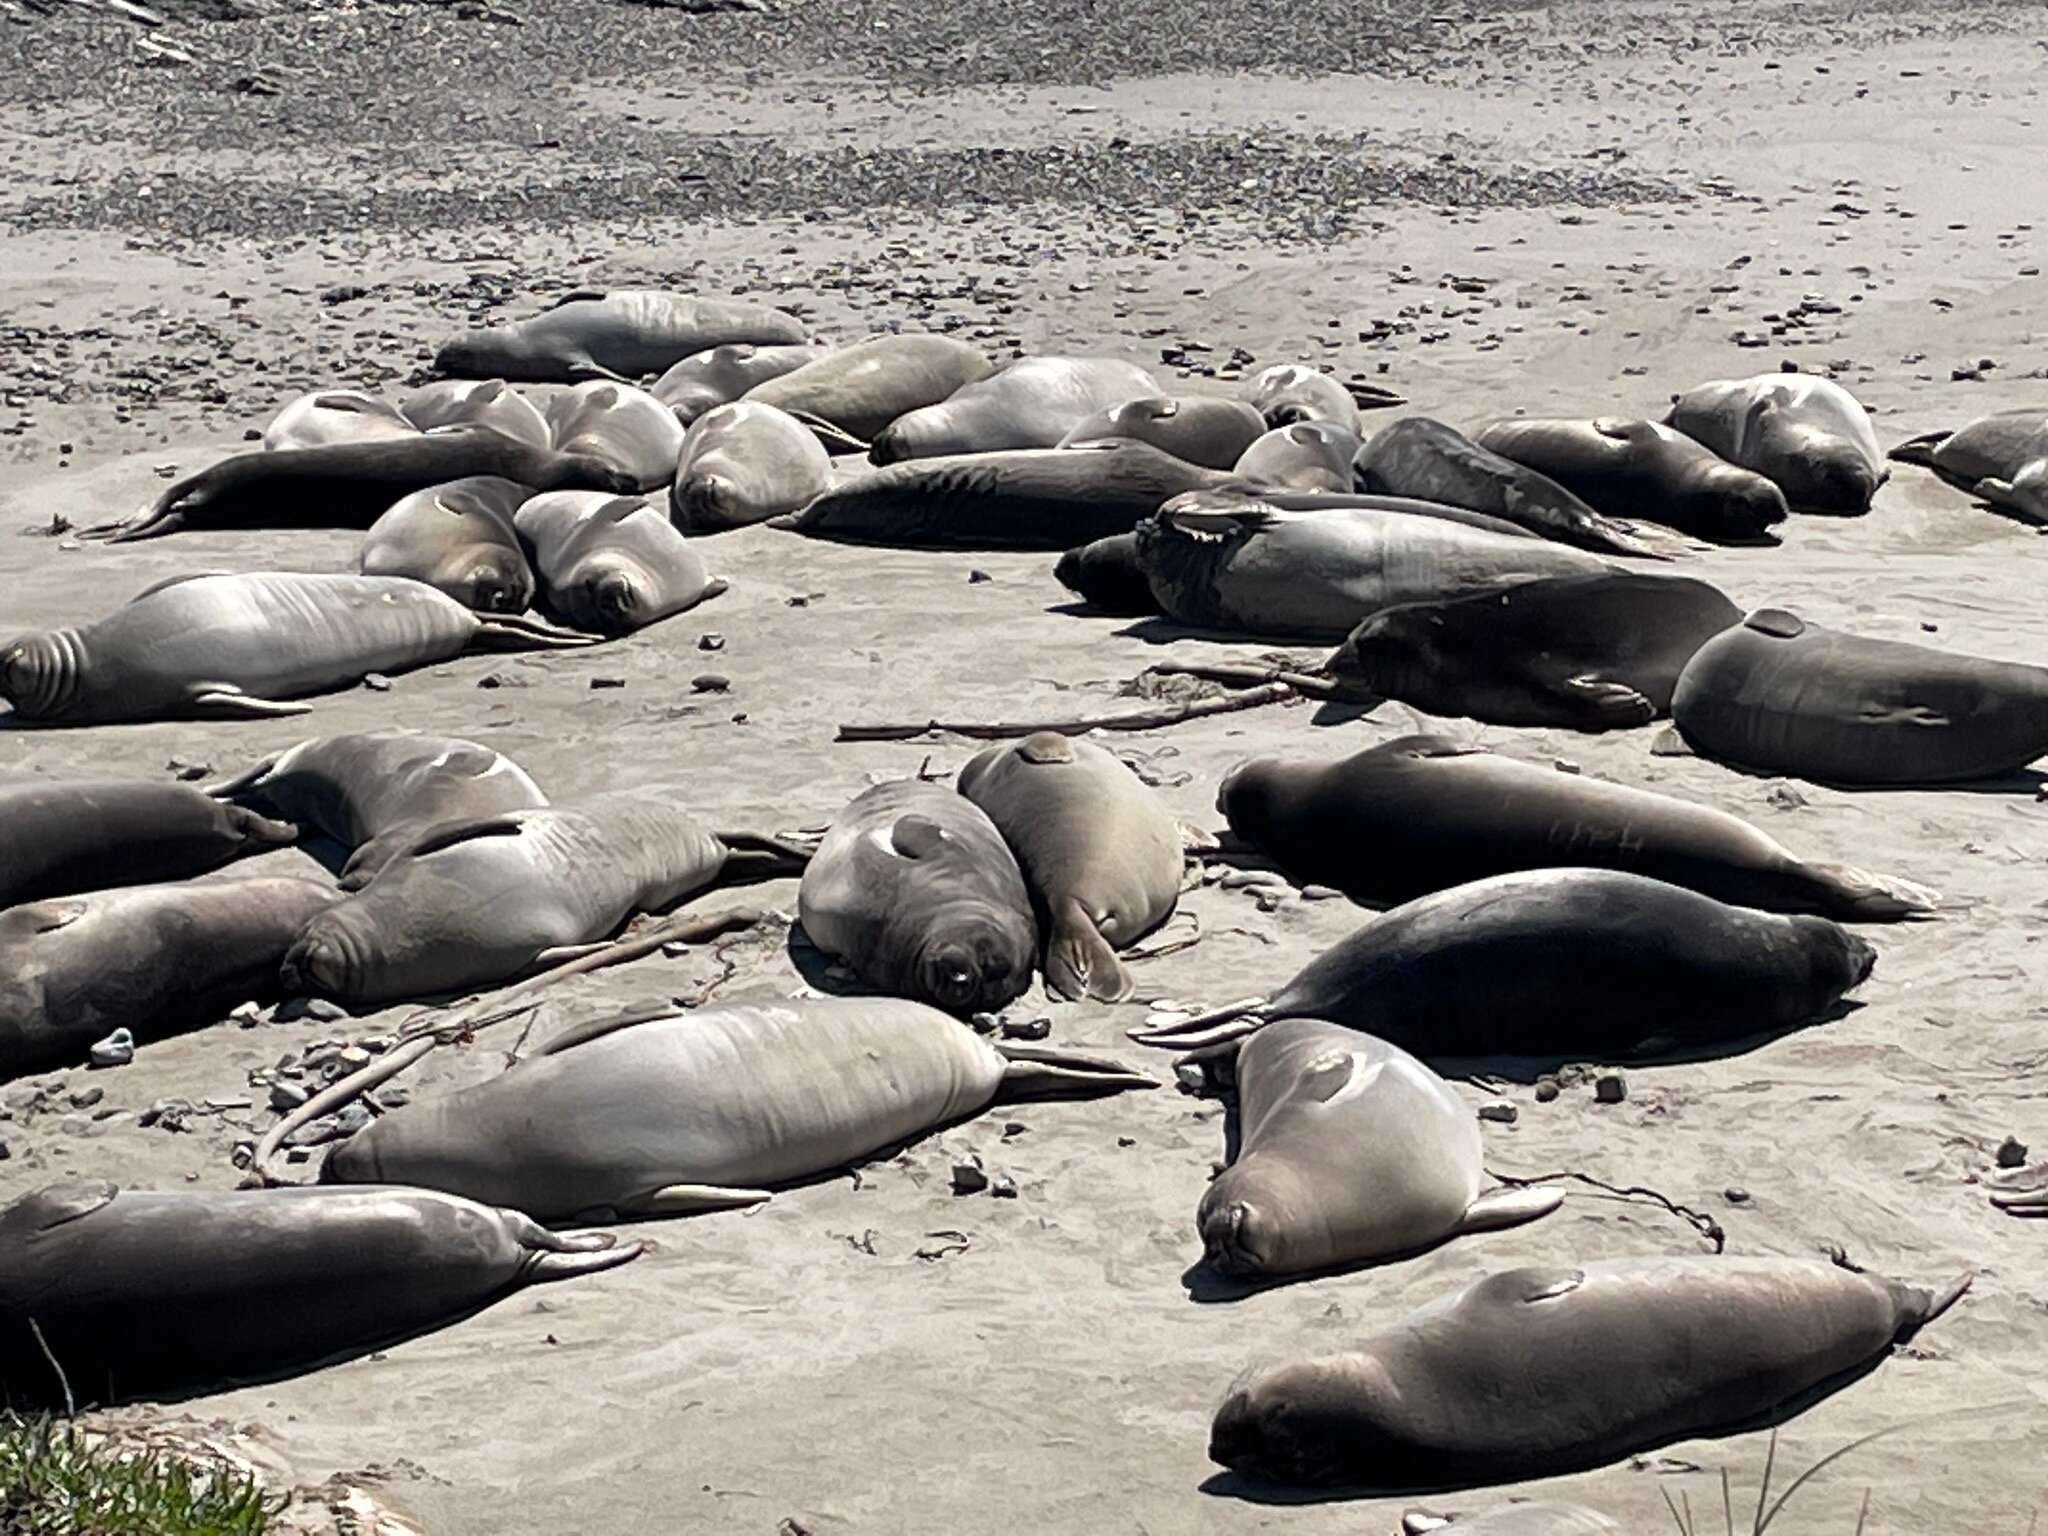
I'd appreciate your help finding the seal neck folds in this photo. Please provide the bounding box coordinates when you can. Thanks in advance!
[0,628,85,720]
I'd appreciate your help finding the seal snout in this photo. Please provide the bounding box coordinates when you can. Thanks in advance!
[280,916,361,1001]
[1198,1196,1267,1278]
[675,473,734,532]
[1208,1381,1263,1472]
[1841,928,1879,989]
[868,425,910,466]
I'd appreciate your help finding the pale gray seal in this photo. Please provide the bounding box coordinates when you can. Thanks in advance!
[0,876,342,1077]
[1,572,593,724]
[1890,407,2048,523]
[543,381,686,491]
[323,996,1151,1220]
[957,732,1183,1002]
[869,356,1159,463]
[1054,531,1158,616]
[206,731,548,890]
[652,340,831,423]
[435,289,808,383]
[1198,1019,1560,1279]
[1217,735,1934,919]
[1130,867,1874,1058]
[0,1181,639,1408]
[744,333,995,449]
[799,780,1037,1016]
[0,779,297,908]
[1057,395,1269,470]
[262,389,418,451]
[514,491,726,634]
[1209,1256,1967,1489]
[1233,421,1363,492]
[354,474,536,613]
[1242,364,1401,432]
[1669,607,2048,785]
[1666,373,1886,513]
[669,400,832,532]
[400,378,552,451]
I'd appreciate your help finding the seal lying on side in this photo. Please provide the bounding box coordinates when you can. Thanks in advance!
[1242,364,1403,432]
[1669,608,2048,784]
[0,779,296,908]
[263,390,418,451]
[1058,396,1268,470]
[354,474,536,613]
[1474,417,1788,543]
[0,1182,639,1409]
[543,381,686,491]
[1130,867,1873,1058]
[207,731,548,889]
[0,572,593,724]
[0,877,342,1077]
[1210,1255,1967,1490]
[1054,531,1159,616]
[781,440,1235,550]
[869,356,1159,462]
[957,732,1183,1002]
[1326,571,1740,729]
[435,289,808,382]
[324,997,1151,1220]
[744,333,995,449]
[670,401,832,532]
[400,379,552,450]
[1666,373,1886,513]
[1199,1019,1560,1280]
[651,340,829,423]
[1889,407,2048,523]
[1233,421,1363,492]
[515,492,726,634]
[799,781,1037,1016]
[1217,735,1934,918]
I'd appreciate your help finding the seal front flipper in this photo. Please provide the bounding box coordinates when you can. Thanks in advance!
[1799,862,1940,921]
[614,1183,772,1217]
[1044,898,1133,1003]
[1451,1185,1564,1236]
[188,687,315,719]
[1559,674,1656,729]
[714,829,816,881]
[1973,476,2030,514]
[1127,997,1269,1050]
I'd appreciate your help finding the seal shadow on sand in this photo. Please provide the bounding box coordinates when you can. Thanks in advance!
[1655,735,2048,798]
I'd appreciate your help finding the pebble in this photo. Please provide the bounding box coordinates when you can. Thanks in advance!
[590,676,626,689]
[1477,1101,1517,1124]
[1218,869,1285,891]
[363,672,392,691]
[1997,1136,2029,1169]
[1299,884,1345,901]
[1174,1062,1206,1094]
[1724,1187,1751,1204]
[1594,1072,1628,1104]
[999,1016,1051,1041]
[275,997,349,1024]
[88,1027,135,1068]
[268,1080,310,1112]
[950,1161,988,1195]
[69,1086,104,1110]
[989,1176,1018,1199]
[698,633,725,651]
[691,673,731,693]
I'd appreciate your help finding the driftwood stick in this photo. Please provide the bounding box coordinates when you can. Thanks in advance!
[836,682,1296,742]
[1489,1166,1727,1252]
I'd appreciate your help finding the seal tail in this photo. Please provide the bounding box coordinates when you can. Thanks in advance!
[1887,430,1951,467]
[1802,862,1940,921]
[467,613,604,650]
[1126,997,1269,1050]
[1044,901,1133,1004]
[994,1043,1156,1100]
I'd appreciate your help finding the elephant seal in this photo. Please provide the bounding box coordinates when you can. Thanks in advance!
[280,790,796,1006]
[84,426,636,542]
[1233,421,1363,492]
[0,572,593,724]
[324,997,1151,1220]
[799,780,1037,1016]
[206,731,548,890]
[1326,571,1741,729]
[869,356,1159,463]
[1404,1505,1622,1536]
[1201,1020,1558,1281]
[1135,496,1608,642]
[0,1181,639,1408]
[1666,373,1886,513]
[1131,867,1874,1058]
[745,333,995,450]
[1242,364,1381,433]
[781,440,1235,550]
[1058,395,1268,470]
[262,389,417,451]
[0,779,297,908]
[670,401,832,532]
[652,340,831,423]
[435,289,808,383]
[515,492,726,634]
[1217,735,1934,919]
[543,381,686,491]
[400,378,552,450]
[1054,531,1158,616]
[1209,1255,1968,1490]
[1474,418,1788,544]
[1669,608,2048,785]
[354,474,536,613]
[0,877,342,1077]
[1356,416,1684,556]
[956,733,1183,1001]
[1890,408,2048,523]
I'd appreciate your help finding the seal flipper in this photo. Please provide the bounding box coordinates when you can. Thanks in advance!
[1887,429,1952,467]
[1127,997,1269,1049]
[784,409,869,455]
[1558,674,1657,729]
[189,687,315,719]
[1452,1185,1564,1236]
[467,612,605,651]
[563,359,632,385]
[1990,1187,2048,1216]
[1974,476,2028,514]
[714,829,816,882]
[1044,899,1133,1003]
[614,1183,772,1217]
[994,1042,1155,1099]
[888,814,951,859]
[520,1234,647,1282]
[1798,862,1940,921]
[203,751,284,803]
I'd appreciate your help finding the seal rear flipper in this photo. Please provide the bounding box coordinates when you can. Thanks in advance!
[616,1183,772,1217]
[1453,1185,1565,1235]
[564,360,633,385]
[714,829,817,882]
[189,688,315,719]
[1347,382,1407,411]
[1887,430,1952,467]
[1973,476,2029,514]
[1990,1187,2048,1216]
[1044,901,1133,1004]
[1127,997,1269,1049]
[1558,675,1656,730]
[78,506,185,542]
[202,750,284,803]
[467,612,605,651]
[530,941,613,969]
[1799,862,1940,921]
[1889,1271,1973,1339]
[994,1043,1156,1099]
[378,813,531,865]
[522,1236,648,1281]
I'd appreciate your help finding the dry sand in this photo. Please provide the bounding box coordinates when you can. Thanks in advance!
[1,3,2046,1531]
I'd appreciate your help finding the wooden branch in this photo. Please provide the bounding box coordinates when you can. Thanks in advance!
[1490,1165,1727,1252]
[836,682,1296,742]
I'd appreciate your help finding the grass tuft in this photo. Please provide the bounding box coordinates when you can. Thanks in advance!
[0,1412,273,1535]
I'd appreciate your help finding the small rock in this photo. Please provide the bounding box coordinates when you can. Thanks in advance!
[1594,1072,1628,1105]
[88,1028,135,1068]
[1724,1187,1752,1204]
[1174,1062,1206,1094]
[950,1161,988,1195]
[166,759,211,781]
[1996,1136,2028,1169]
[320,283,369,305]
[1765,782,1808,811]
[999,1016,1051,1042]
[1219,869,1284,891]
[228,1001,262,1027]
[1002,1121,1026,1138]
[0,1142,10,1161]
[698,633,725,651]
[268,1080,309,1113]
[274,997,348,1024]
[968,1012,1001,1035]
[1300,884,1345,901]
[376,1086,411,1110]
[989,1175,1018,1199]
[1117,1135,1136,1148]
[1534,1076,1560,1103]
[590,676,626,690]
[362,673,392,692]
[691,674,730,693]
[69,1087,105,1110]
[1477,1101,1517,1124]
[1554,759,1582,775]
[967,570,992,584]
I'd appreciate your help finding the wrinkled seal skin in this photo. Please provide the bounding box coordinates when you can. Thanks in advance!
[1054,531,1159,616]
[1328,571,1741,729]
[543,381,686,491]
[515,491,726,634]
[1671,607,2048,785]
[0,779,297,908]
[354,474,536,613]
[399,379,552,450]
[670,401,832,532]
[206,731,548,890]
[1890,407,2048,523]
[1242,364,1364,433]
[0,572,593,725]
[784,440,1235,550]
[1475,417,1788,544]
[279,791,748,1007]
[744,333,995,447]
[870,356,1159,463]
[956,732,1182,1002]
[652,341,831,424]
[1130,867,1874,1060]
[262,389,418,451]
[1666,373,1886,513]
[434,289,808,383]
[1210,1256,1967,1490]
[0,877,342,1078]
[1218,735,1934,920]
[0,1181,639,1409]
[798,780,1037,1016]
[1198,1019,1558,1279]
[1233,421,1363,492]
[1058,395,1269,470]
[323,996,1152,1220]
